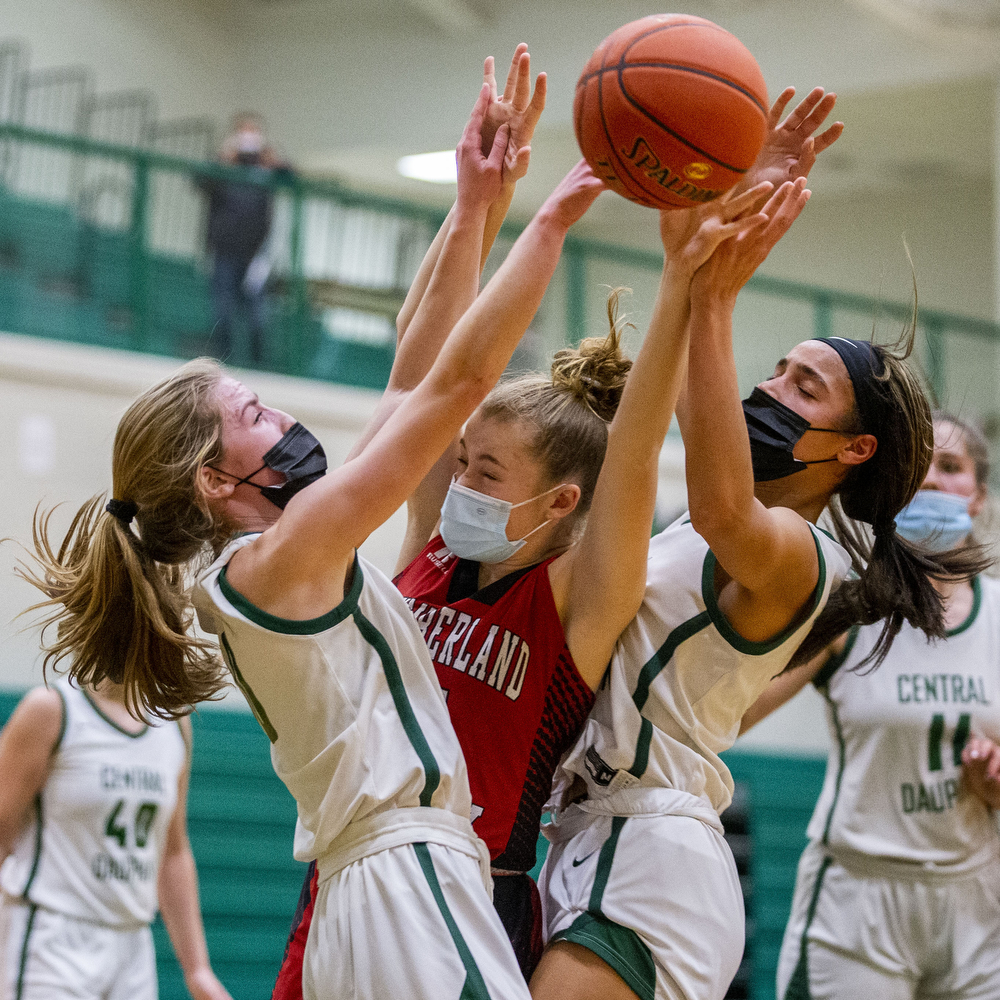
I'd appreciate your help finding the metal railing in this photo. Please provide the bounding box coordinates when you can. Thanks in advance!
[0,116,998,421]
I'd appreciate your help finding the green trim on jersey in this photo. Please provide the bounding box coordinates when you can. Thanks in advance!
[819,690,846,847]
[628,613,712,778]
[220,633,278,743]
[553,912,655,1000]
[588,816,627,912]
[412,843,490,1000]
[352,608,441,807]
[813,626,860,691]
[218,552,364,635]
[946,576,981,637]
[52,685,67,752]
[81,689,148,739]
[21,797,43,900]
[783,855,832,1000]
[14,902,38,1000]
[701,528,827,655]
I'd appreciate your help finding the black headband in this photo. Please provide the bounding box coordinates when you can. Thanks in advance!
[812,337,889,434]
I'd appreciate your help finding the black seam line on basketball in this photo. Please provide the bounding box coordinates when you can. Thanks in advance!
[596,56,660,206]
[588,815,627,914]
[14,902,38,1000]
[577,61,767,118]
[618,20,766,113]
[352,608,441,808]
[628,611,713,778]
[783,855,832,1000]
[615,59,752,174]
[413,843,491,1000]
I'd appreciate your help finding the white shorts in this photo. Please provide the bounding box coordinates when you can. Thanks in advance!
[0,898,155,1000]
[777,840,1000,1000]
[303,841,531,1000]
[538,805,744,1000]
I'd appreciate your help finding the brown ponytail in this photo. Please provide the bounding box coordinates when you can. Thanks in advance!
[14,359,230,719]
[792,332,993,670]
[479,288,633,517]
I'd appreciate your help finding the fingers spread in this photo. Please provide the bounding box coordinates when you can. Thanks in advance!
[722,180,774,220]
[484,56,496,99]
[527,72,547,123]
[513,52,531,110]
[503,43,528,103]
[813,122,844,156]
[781,87,826,131]
[767,87,796,129]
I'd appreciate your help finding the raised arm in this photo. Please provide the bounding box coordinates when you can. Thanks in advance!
[246,161,604,603]
[0,688,62,866]
[684,179,819,641]
[559,185,773,688]
[348,46,545,466]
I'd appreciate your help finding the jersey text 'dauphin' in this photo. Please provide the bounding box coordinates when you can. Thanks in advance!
[808,575,1000,871]
[560,518,851,815]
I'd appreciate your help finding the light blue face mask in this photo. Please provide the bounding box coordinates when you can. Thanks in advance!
[895,490,973,553]
[439,480,564,564]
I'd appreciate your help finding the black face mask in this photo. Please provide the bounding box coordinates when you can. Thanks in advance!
[212,422,327,509]
[741,387,844,482]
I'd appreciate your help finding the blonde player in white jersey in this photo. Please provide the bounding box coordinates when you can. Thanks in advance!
[530,93,988,1000]
[742,412,1000,1000]
[0,678,230,1000]
[11,74,629,1000]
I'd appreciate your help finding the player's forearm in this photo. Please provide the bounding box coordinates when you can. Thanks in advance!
[396,205,455,344]
[157,844,212,981]
[684,295,755,540]
[481,182,515,271]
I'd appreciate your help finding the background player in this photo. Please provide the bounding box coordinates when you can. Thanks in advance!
[742,411,1000,1000]
[0,677,231,1000]
[530,91,986,1000]
[13,82,609,1000]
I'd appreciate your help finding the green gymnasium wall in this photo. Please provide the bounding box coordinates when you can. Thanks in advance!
[0,692,825,1000]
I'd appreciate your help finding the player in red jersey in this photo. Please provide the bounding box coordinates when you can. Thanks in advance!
[271,47,775,996]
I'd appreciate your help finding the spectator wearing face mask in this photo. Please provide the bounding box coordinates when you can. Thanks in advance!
[198,114,293,365]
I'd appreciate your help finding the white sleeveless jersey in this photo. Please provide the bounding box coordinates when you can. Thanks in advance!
[193,535,473,863]
[806,575,1000,870]
[0,680,185,927]
[560,518,851,815]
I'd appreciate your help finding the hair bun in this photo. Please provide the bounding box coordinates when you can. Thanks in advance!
[550,287,633,422]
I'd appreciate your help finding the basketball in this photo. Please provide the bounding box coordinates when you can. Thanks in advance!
[574,14,770,210]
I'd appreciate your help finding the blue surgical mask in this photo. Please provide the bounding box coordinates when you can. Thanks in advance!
[439,480,564,564]
[895,490,973,553]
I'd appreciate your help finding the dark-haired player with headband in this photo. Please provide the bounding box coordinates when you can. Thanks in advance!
[742,410,1000,1000]
[531,90,984,1000]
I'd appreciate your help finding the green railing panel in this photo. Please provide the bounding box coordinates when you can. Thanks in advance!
[0,120,996,428]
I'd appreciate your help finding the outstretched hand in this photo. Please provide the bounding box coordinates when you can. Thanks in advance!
[962,737,1000,809]
[456,84,509,211]
[691,177,811,303]
[739,87,843,193]
[658,182,773,279]
[481,44,546,184]
[539,159,606,231]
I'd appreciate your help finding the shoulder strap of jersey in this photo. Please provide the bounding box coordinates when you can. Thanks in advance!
[813,625,860,690]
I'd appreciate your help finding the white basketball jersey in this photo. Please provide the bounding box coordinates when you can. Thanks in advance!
[0,680,185,927]
[193,535,473,863]
[807,575,1000,869]
[560,518,851,815]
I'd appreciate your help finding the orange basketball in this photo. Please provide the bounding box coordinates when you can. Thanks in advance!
[574,14,769,210]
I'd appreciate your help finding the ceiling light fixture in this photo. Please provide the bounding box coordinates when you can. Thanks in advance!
[396,150,457,184]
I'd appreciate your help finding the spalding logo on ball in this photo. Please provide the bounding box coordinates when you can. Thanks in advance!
[575,14,769,210]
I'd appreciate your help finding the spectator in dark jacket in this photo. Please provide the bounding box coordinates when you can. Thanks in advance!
[200,114,292,365]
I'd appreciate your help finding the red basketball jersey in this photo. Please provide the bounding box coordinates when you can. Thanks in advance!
[395,537,595,873]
